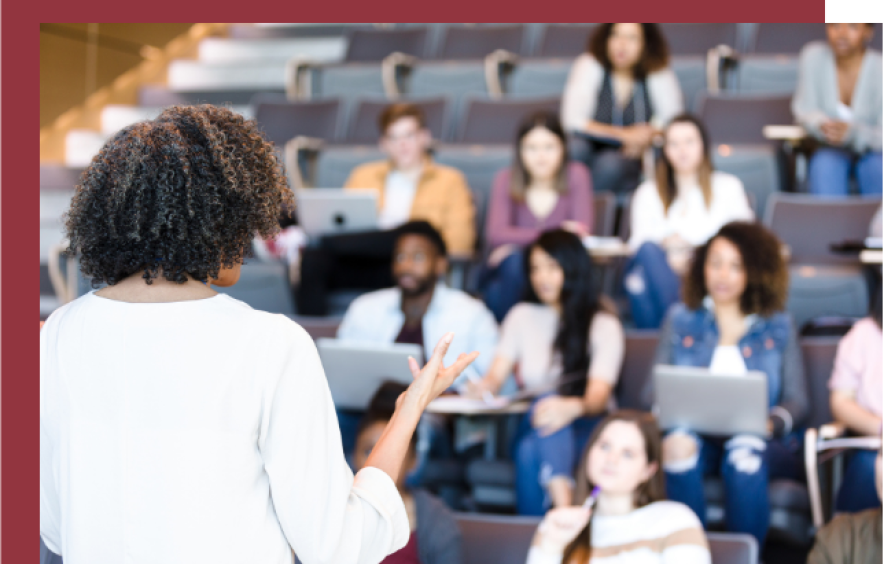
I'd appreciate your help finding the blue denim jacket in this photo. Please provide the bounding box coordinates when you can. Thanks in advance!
[645,302,809,431]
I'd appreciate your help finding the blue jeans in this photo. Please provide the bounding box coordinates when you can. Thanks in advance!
[808,148,883,197]
[835,449,881,513]
[514,396,602,515]
[624,242,681,329]
[664,432,801,548]
[482,250,526,323]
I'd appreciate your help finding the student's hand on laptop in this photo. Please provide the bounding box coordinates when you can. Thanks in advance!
[402,333,479,412]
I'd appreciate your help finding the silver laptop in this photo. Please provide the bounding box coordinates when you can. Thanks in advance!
[317,339,424,410]
[653,365,769,437]
[295,189,378,237]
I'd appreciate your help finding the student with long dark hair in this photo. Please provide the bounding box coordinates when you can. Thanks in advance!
[643,222,809,548]
[624,114,753,329]
[482,111,594,322]
[527,410,710,564]
[468,229,624,515]
[562,23,684,197]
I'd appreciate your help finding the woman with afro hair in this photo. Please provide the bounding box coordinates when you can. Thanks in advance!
[640,221,809,549]
[40,105,478,564]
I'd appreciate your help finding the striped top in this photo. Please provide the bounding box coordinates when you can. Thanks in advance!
[527,501,710,564]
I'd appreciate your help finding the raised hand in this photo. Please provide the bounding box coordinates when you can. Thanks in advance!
[403,333,479,411]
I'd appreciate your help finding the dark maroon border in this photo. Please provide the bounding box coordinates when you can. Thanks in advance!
[10,4,823,562]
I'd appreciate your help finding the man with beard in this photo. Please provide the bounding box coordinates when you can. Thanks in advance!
[336,221,499,477]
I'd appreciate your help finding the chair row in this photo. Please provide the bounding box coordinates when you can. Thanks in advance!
[219,23,882,61]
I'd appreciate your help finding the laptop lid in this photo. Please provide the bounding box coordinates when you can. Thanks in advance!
[653,364,769,437]
[295,189,378,237]
[317,339,423,411]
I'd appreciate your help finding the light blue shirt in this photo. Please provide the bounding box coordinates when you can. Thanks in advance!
[337,283,498,385]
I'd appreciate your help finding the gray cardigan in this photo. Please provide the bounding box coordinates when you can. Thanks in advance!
[792,42,882,153]
[415,490,462,564]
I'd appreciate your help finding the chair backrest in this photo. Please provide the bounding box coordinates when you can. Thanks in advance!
[214,261,295,315]
[593,191,617,237]
[312,63,387,101]
[507,58,572,98]
[710,143,780,219]
[616,330,660,410]
[437,25,526,59]
[660,23,738,55]
[801,336,841,428]
[457,97,560,144]
[671,56,708,112]
[697,94,793,145]
[347,97,449,144]
[344,27,429,61]
[763,194,882,265]
[536,24,597,57]
[752,23,883,54]
[734,55,800,96]
[706,532,759,564]
[286,314,343,340]
[434,144,513,250]
[252,97,342,146]
[139,85,276,107]
[454,513,541,564]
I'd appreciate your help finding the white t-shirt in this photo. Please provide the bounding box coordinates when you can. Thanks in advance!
[709,345,748,376]
[628,172,754,250]
[40,292,408,564]
[528,501,711,564]
[378,170,418,229]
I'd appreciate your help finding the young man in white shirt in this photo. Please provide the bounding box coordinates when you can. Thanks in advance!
[336,221,498,481]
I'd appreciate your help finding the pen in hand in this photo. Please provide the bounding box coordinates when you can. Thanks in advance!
[465,372,496,405]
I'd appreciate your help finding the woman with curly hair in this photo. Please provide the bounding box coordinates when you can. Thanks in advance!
[640,221,809,548]
[40,105,478,564]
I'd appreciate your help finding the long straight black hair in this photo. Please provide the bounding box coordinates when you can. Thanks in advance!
[523,229,600,395]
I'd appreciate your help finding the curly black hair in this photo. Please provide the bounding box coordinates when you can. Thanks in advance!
[64,104,292,286]
[683,221,789,317]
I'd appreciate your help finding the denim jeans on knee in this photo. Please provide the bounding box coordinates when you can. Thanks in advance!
[835,449,882,513]
[664,432,787,548]
[514,396,601,515]
[482,250,526,323]
[623,242,681,329]
[808,147,883,197]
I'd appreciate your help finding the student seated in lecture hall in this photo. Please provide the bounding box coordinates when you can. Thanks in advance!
[481,110,594,323]
[527,410,710,564]
[353,382,463,564]
[623,114,754,329]
[642,222,809,549]
[296,103,476,316]
[561,23,684,199]
[792,23,882,197]
[466,229,624,516]
[336,220,498,475]
[827,290,883,514]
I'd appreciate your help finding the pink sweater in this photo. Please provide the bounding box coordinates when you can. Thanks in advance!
[484,162,594,249]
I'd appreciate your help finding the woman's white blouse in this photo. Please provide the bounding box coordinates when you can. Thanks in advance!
[40,292,409,564]
[628,171,755,250]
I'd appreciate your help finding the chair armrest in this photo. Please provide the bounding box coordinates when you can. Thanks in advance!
[285,58,317,101]
[382,52,418,98]
[705,45,737,94]
[820,422,847,440]
[484,49,519,99]
[284,136,325,190]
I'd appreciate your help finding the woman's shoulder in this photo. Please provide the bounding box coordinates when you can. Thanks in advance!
[591,309,623,332]
[799,41,833,62]
[636,500,704,530]
[631,178,661,204]
[566,161,591,182]
[710,171,745,191]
